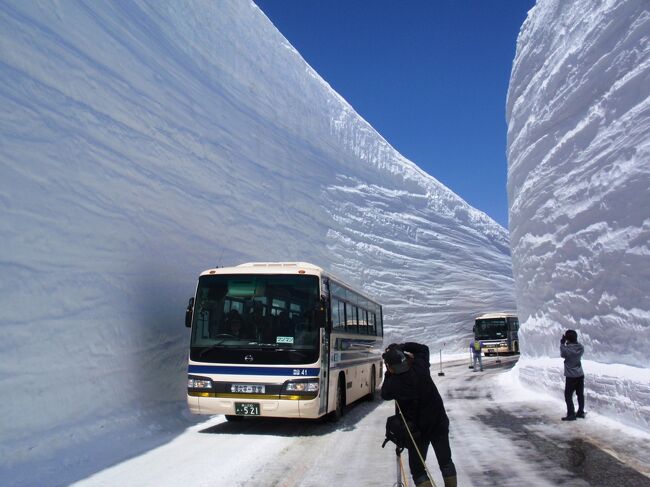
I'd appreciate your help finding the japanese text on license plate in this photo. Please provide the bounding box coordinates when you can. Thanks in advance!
[231,384,265,394]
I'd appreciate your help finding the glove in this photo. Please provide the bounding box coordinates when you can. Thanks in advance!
[560,335,566,345]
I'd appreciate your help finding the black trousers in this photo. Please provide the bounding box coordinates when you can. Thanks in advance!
[564,375,585,415]
[408,430,456,483]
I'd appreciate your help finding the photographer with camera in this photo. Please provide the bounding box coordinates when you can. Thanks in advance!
[381,342,457,487]
[560,329,585,421]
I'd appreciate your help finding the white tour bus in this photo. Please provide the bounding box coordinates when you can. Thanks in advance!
[473,312,520,355]
[184,262,384,420]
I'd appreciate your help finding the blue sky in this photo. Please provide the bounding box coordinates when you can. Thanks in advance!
[253,0,536,228]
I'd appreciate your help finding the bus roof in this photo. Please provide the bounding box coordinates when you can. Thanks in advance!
[199,262,324,277]
[198,262,381,305]
[475,312,518,320]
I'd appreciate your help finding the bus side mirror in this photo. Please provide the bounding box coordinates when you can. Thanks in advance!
[185,297,194,328]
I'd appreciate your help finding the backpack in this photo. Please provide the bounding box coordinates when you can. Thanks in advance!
[381,413,419,451]
[473,340,481,352]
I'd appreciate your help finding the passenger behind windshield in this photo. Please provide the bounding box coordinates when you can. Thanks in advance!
[222,310,245,338]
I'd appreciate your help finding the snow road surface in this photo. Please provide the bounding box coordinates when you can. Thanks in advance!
[75,357,650,487]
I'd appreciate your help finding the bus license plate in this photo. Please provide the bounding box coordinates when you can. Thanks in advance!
[235,402,260,416]
[231,384,265,394]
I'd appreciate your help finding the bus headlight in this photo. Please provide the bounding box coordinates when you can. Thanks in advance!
[283,379,319,393]
[188,375,213,389]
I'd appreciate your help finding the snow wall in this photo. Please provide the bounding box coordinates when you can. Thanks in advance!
[507,0,650,431]
[0,0,514,481]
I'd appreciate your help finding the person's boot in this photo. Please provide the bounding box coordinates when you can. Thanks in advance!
[561,414,576,421]
[443,475,458,487]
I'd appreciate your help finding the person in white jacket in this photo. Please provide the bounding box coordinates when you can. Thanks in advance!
[560,329,585,421]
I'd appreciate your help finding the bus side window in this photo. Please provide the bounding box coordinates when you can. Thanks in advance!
[332,298,345,331]
[347,305,359,333]
[360,309,369,335]
[357,308,365,335]
[508,317,519,331]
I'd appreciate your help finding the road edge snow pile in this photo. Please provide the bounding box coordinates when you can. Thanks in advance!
[506,0,650,431]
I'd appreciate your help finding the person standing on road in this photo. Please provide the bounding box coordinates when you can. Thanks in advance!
[470,338,484,372]
[381,342,457,487]
[560,329,585,421]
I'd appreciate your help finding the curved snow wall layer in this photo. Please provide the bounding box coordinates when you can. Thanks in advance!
[507,0,650,431]
[0,0,513,480]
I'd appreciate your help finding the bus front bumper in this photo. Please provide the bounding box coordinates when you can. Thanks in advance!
[483,343,509,355]
[187,393,321,419]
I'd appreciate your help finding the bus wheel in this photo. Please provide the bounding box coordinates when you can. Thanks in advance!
[367,366,376,401]
[331,376,345,421]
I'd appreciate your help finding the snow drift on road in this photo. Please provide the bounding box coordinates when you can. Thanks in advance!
[0,0,513,482]
[506,0,650,430]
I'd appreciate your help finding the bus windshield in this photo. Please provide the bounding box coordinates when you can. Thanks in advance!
[475,318,508,339]
[190,274,320,364]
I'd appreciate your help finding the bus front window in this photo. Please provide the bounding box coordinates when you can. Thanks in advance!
[190,274,320,364]
[475,319,508,340]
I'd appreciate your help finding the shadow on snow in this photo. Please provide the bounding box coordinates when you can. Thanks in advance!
[199,396,384,437]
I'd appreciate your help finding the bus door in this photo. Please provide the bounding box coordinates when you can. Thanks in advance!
[508,317,520,353]
[319,327,329,415]
[318,282,331,416]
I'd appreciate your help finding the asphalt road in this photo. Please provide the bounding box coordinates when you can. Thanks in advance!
[441,356,650,487]
[76,354,650,486]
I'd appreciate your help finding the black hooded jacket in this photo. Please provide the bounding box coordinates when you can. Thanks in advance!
[380,342,449,437]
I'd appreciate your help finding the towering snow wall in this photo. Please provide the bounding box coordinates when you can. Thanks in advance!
[507,0,650,431]
[1,0,513,482]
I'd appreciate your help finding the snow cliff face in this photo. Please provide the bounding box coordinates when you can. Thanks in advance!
[0,0,513,475]
[507,0,650,430]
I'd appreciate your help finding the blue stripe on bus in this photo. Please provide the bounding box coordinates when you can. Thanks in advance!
[188,365,320,376]
[330,358,381,370]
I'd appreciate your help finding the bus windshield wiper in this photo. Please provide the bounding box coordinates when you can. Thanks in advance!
[198,337,232,357]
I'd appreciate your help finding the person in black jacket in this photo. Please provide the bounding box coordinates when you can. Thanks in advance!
[381,342,457,487]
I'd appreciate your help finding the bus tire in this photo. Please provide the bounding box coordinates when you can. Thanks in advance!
[367,365,376,401]
[331,375,345,422]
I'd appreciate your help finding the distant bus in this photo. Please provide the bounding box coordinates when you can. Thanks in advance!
[184,262,384,421]
[473,312,520,356]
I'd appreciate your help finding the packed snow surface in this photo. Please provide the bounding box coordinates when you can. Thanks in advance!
[61,358,650,486]
[0,0,514,481]
[506,0,650,430]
